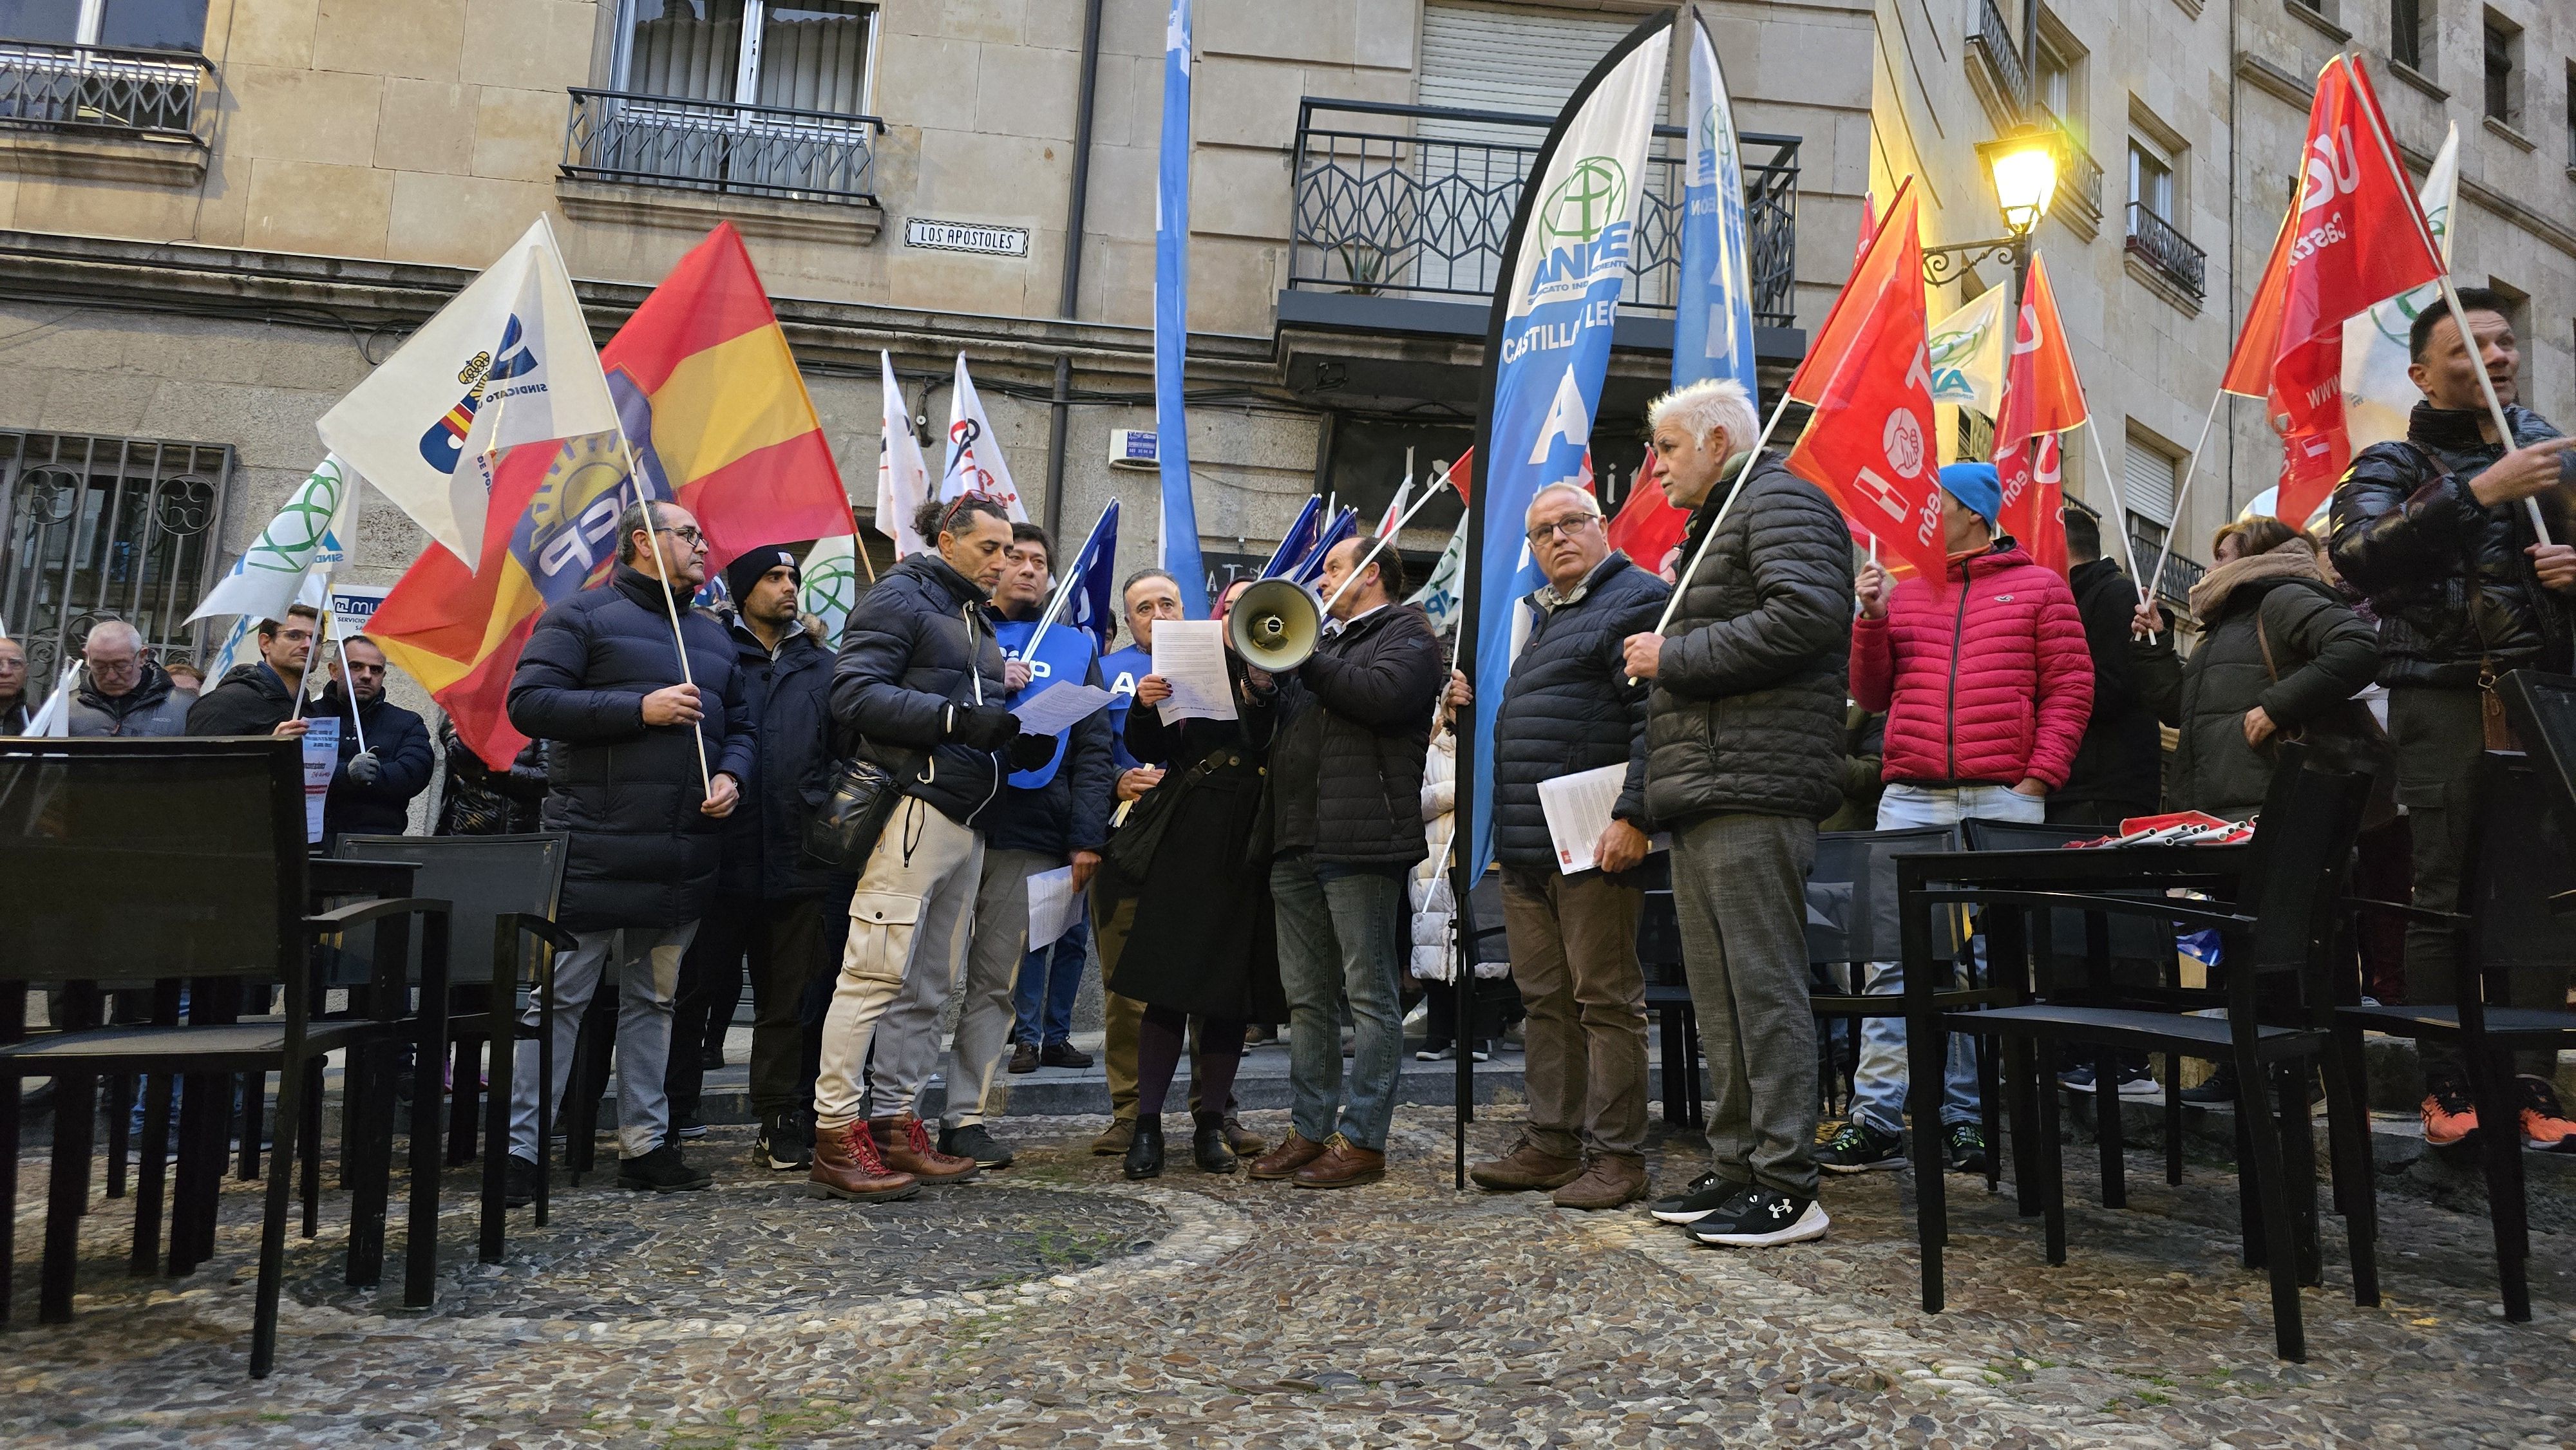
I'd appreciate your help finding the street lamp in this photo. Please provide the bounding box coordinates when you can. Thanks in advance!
[1924,123,2066,286]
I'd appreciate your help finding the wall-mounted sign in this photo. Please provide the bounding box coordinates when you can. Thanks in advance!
[904,218,1031,257]
[1108,429,1158,469]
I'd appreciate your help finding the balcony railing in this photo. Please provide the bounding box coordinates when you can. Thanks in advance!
[0,42,211,142]
[2134,534,2206,611]
[1286,98,1799,326]
[2124,202,2207,301]
[1967,0,2030,108]
[561,88,886,205]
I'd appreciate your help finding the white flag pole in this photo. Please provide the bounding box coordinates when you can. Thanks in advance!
[1629,391,1796,683]
[1319,469,1460,615]
[1018,501,1117,663]
[2140,389,2226,619]
[2081,419,2161,645]
[618,442,714,793]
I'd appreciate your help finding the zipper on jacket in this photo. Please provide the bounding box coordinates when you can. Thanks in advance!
[1944,559,1971,780]
[963,601,1003,826]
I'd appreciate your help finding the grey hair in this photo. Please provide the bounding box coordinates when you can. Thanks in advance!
[82,619,144,654]
[1648,377,1759,455]
[1524,480,1603,527]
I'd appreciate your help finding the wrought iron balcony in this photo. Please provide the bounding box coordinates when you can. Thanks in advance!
[1967,0,2030,109]
[0,42,211,141]
[562,88,885,205]
[2124,202,2206,301]
[2134,534,2205,612]
[1285,98,1799,326]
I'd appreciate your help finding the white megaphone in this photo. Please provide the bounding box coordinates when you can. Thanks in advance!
[1227,576,1323,672]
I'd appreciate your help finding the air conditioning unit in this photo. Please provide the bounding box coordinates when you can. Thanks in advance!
[1108,429,1159,469]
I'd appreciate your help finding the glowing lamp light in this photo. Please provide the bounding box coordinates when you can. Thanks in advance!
[1978,128,2062,236]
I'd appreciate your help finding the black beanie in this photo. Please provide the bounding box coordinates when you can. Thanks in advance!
[724,545,802,604]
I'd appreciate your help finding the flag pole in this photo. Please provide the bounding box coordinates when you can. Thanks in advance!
[2081,419,2161,645]
[1318,471,1458,615]
[2140,388,2226,619]
[1019,500,1117,661]
[288,562,321,724]
[1629,391,1796,683]
[614,440,714,793]
[334,633,370,754]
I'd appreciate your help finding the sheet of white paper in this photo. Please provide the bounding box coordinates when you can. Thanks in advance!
[1025,865,1080,948]
[1535,764,1667,874]
[1009,682,1113,737]
[301,717,341,845]
[1151,619,1237,724]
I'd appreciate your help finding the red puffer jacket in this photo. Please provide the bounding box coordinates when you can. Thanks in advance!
[1851,541,2094,789]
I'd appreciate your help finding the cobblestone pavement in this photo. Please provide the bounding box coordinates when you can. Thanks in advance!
[6,1106,2574,1448]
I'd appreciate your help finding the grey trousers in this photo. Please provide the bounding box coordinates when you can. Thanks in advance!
[939,846,1048,1129]
[507,923,698,1162]
[1670,811,1820,1197]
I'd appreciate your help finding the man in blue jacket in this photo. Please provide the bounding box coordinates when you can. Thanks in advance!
[665,543,844,1172]
[316,635,434,848]
[502,500,755,1201]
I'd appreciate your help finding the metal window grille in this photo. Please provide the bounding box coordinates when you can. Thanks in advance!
[0,431,231,686]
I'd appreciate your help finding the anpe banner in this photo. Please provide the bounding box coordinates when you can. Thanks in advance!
[1670,5,1756,396]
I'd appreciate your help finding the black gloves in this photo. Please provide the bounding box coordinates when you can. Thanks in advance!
[947,703,1018,751]
[1007,733,1057,771]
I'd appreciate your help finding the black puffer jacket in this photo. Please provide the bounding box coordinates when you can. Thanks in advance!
[2056,556,2168,811]
[1644,451,1854,825]
[1492,551,1667,871]
[1269,601,1445,869]
[719,613,838,901]
[507,566,758,932]
[187,661,298,736]
[983,646,1117,861]
[2330,402,2576,688]
[435,715,546,836]
[68,662,191,737]
[317,681,435,842]
[828,551,1009,829]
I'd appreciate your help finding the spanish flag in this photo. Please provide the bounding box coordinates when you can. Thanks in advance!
[371,222,852,768]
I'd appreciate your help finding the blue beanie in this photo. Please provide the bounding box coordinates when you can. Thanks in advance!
[1938,462,2002,527]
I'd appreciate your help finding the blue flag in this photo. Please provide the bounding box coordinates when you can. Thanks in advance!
[1058,498,1122,655]
[1291,506,1359,587]
[1259,496,1323,579]
[1672,6,1758,395]
[1459,15,1671,881]
[1154,0,1208,617]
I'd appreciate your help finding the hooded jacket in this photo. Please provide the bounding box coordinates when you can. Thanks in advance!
[1492,551,1667,871]
[316,679,435,842]
[187,660,299,737]
[68,661,191,738]
[828,551,1010,829]
[506,565,759,932]
[1852,539,2094,789]
[2054,556,2168,811]
[716,611,840,900]
[2329,402,2576,688]
[1642,451,1854,826]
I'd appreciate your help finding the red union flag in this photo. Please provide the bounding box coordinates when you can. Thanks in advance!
[1790,178,1917,405]
[1784,190,1942,581]
[2280,57,2443,373]
[1992,252,2087,572]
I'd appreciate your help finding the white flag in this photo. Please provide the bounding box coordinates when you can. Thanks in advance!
[206,570,331,684]
[938,353,1027,520]
[187,455,359,626]
[317,215,620,567]
[1406,512,1469,633]
[1926,287,2008,413]
[801,534,863,641]
[1375,481,1412,539]
[25,663,77,736]
[874,351,931,556]
[2343,123,2459,454]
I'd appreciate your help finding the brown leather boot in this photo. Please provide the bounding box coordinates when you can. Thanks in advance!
[1222,1116,1268,1158]
[1090,1117,1135,1156]
[870,1115,978,1183]
[1291,1133,1386,1190]
[1468,1136,1585,1192]
[807,1120,919,1203]
[1245,1129,1328,1181]
[1551,1155,1649,1210]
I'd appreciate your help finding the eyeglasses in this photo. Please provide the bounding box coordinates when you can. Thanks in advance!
[655,525,708,550]
[1524,514,1601,547]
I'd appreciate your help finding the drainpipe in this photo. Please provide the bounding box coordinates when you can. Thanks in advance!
[1043,0,1106,545]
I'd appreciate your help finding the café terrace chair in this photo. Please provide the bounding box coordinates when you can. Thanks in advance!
[0,737,450,1378]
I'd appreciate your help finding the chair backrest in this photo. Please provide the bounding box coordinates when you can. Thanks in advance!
[0,737,305,984]
[1959,816,2174,961]
[332,833,569,986]
[2501,669,2576,825]
[1638,889,1685,987]
[2235,747,2371,977]
[1808,825,1961,965]
[2465,751,2576,970]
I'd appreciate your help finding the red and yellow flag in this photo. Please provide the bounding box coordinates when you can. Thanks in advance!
[372,222,853,768]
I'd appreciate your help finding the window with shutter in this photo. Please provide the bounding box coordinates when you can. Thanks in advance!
[2123,435,2177,525]
[1417,1,1669,144]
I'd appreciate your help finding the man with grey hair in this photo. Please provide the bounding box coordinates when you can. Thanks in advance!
[1622,375,1853,1248]
[69,620,191,737]
[1466,475,1669,1209]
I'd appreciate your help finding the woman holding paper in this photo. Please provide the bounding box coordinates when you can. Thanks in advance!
[1094,583,1288,1180]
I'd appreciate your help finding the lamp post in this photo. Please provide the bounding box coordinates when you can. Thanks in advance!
[1921,123,2063,470]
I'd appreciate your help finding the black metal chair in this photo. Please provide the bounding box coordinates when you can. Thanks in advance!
[0,738,451,1377]
[1900,751,2372,1362]
[1636,889,1701,1129]
[1804,826,1980,1170]
[336,833,574,1261]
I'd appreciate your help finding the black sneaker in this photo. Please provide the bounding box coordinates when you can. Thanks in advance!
[1946,1122,1989,1175]
[1817,1121,1905,1173]
[1688,1186,1830,1247]
[2058,1064,2098,1093]
[1649,1171,1752,1225]
[504,1154,541,1208]
[755,1111,811,1171]
[618,1144,712,1192]
[2181,1064,2237,1106]
[939,1122,1016,1169]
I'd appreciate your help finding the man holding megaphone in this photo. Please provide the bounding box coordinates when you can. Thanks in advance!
[1241,536,1446,1191]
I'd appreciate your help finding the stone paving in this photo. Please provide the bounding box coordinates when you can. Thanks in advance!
[6,1106,2575,1448]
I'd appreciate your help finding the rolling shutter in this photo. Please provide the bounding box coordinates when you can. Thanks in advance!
[2123,435,2177,525]
[1416,2,1669,144]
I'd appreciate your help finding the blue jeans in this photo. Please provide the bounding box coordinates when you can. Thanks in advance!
[1013,916,1091,1047]
[1848,782,2044,1138]
[1270,853,1408,1153]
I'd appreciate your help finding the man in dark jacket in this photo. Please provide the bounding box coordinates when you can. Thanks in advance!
[1246,536,1444,1191]
[68,621,192,738]
[2054,509,2166,827]
[187,604,319,739]
[893,522,1115,1170]
[2329,287,2576,1150]
[316,635,433,846]
[664,543,844,1172]
[500,500,754,1200]
[1622,377,1850,1248]
[1465,482,1667,1210]
[808,494,1054,1203]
